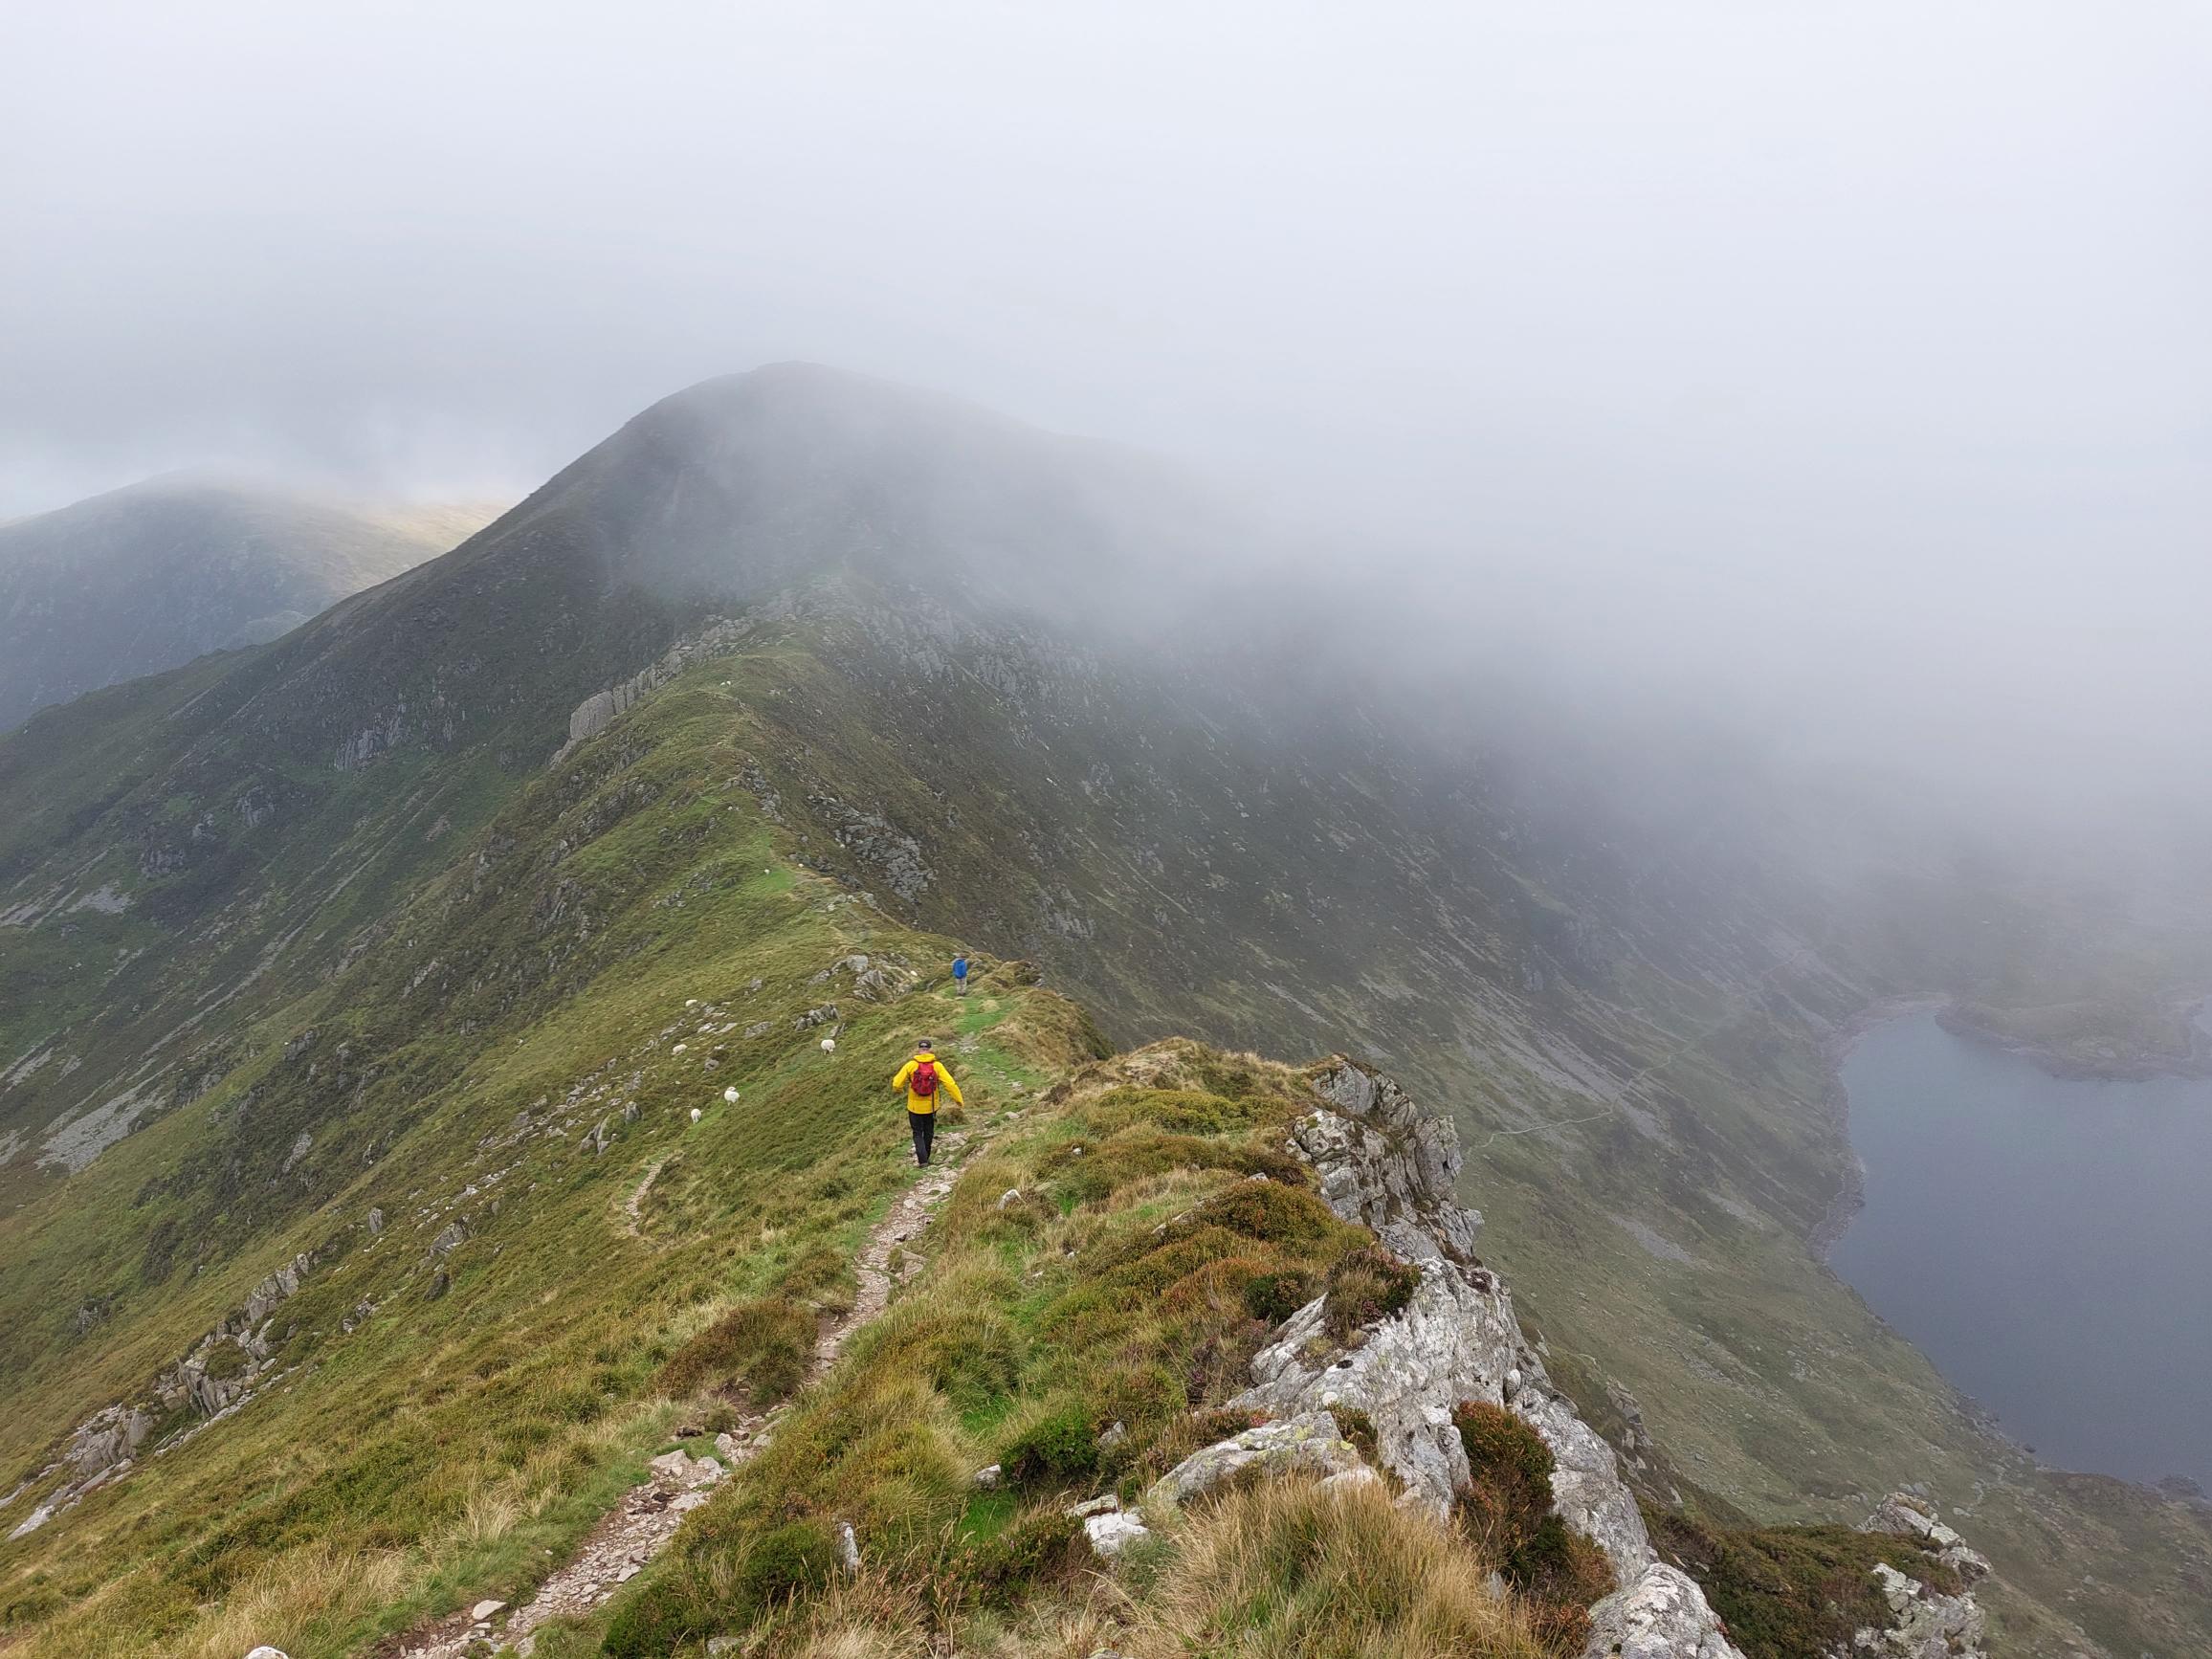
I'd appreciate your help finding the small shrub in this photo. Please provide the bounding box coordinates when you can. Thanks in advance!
[1329,1405,1382,1469]
[1194,1180,1344,1250]
[1002,1404,1098,1491]
[1122,1475,1558,1659]
[1242,1268,1316,1324]
[1453,1401,1612,1635]
[740,1519,838,1609]
[655,1297,814,1403]
[600,1578,697,1658]
[962,1503,1084,1603]
[1321,1246,1421,1339]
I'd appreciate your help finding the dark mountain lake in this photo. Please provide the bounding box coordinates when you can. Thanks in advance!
[1832,1011,2212,1492]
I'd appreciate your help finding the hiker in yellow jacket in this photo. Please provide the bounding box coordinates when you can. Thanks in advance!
[892,1041,963,1167]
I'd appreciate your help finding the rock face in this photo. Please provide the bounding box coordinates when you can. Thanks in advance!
[1225,1059,1743,1655]
[20,1249,322,1537]
[558,617,758,759]
[1581,1561,1745,1659]
[1234,1061,1654,1586]
[1300,1062,1481,1263]
[1858,1563,1986,1659]
[1853,1493,1989,1658]
[1232,1256,1523,1519]
[1148,1410,1365,1507]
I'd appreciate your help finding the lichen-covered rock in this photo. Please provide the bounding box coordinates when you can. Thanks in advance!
[1861,1493,1991,1585]
[1581,1562,1747,1658]
[1850,1494,1989,1657]
[1230,1263,1520,1519]
[1859,1561,1987,1658]
[1147,1410,1364,1507]
[1510,1387,1653,1578]
[1083,1510,1149,1558]
[1301,1062,1481,1262]
[1238,1058,1654,1589]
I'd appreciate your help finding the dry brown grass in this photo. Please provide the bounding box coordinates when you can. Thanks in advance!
[1123,1476,1561,1659]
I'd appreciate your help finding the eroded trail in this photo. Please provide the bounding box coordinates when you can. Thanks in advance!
[393,1128,971,1658]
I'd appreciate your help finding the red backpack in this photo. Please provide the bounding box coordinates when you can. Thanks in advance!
[910,1057,939,1098]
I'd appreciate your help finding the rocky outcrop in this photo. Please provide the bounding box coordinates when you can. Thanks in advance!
[556,617,758,760]
[1148,1410,1365,1507]
[12,1249,321,1538]
[1857,1562,1985,1659]
[1231,1256,1523,1519]
[1861,1492,1992,1587]
[1300,1062,1482,1263]
[1851,1493,1989,1658]
[1582,1562,1745,1659]
[1233,1061,1654,1586]
[1212,1058,1745,1654]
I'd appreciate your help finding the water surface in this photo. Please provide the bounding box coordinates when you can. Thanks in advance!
[1833,1012,2212,1490]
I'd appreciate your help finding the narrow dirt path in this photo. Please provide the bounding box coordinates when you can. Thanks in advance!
[391,1129,974,1659]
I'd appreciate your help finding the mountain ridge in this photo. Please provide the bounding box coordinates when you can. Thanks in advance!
[2,366,2206,1655]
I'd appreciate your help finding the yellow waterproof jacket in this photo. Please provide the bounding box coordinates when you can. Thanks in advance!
[893,1051,963,1115]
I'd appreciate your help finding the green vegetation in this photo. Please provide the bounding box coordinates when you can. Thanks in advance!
[1452,1403,1613,1648]
[654,1299,816,1405]
[605,1041,1397,1653]
[1648,1508,1961,1659]
[1320,1245,1422,1340]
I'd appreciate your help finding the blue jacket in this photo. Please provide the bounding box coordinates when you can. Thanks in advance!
[952,957,969,980]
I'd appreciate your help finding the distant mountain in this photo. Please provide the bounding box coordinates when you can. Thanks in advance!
[0,477,499,730]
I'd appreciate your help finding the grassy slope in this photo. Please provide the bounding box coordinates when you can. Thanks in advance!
[0,674,1066,1655]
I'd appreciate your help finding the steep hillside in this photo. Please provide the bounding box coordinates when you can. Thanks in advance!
[2,365,2206,1654]
[0,477,498,730]
[0,654,1980,1659]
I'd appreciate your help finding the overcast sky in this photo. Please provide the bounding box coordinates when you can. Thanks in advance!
[4,2,2209,813]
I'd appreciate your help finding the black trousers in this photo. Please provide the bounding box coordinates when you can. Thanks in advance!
[909,1110,936,1166]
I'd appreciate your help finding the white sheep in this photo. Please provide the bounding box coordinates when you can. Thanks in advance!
[723,1086,740,1104]
[689,1107,702,1123]
[820,1037,837,1054]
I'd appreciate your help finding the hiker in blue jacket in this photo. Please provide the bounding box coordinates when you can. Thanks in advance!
[952,954,970,997]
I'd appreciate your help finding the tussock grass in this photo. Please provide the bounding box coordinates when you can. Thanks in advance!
[1123,1476,1559,1659]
